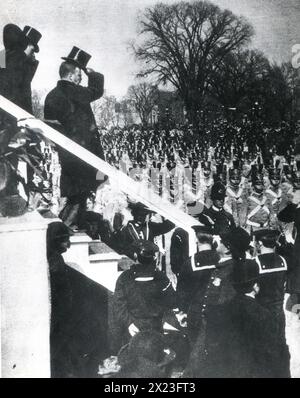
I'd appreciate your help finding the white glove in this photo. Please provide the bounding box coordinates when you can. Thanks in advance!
[175,311,187,328]
[128,323,140,337]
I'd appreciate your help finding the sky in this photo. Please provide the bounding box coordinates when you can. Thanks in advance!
[1,0,300,98]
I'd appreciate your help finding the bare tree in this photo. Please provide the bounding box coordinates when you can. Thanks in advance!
[264,62,300,122]
[209,49,270,112]
[118,98,136,127]
[127,82,159,126]
[133,1,254,123]
[91,95,118,128]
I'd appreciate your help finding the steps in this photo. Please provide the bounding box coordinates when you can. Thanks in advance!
[63,232,127,292]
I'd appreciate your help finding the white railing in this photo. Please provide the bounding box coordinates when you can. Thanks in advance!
[0,94,200,254]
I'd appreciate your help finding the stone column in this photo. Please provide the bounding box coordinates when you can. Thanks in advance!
[0,212,51,378]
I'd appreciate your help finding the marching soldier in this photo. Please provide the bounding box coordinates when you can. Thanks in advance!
[246,164,271,233]
[213,162,227,187]
[265,161,288,229]
[286,162,300,204]
[224,161,248,227]
[197,160,214,208]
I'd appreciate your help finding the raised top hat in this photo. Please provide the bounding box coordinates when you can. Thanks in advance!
[210,181,226,201]
[3,24,27,51]
[62,46,91,70]
[23,26,42,52]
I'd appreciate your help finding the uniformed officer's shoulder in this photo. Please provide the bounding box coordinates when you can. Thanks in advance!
[116,267,135,282]
[256,253,287,273]
[191,250,219,271]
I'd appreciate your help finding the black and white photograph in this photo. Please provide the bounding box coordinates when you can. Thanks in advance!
[0,0,300,379]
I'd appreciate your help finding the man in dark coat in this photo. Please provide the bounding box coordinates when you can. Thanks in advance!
[198,181,235,235]
[278,198,300,303]
[253,228,290,377]
[0,24,42,202]
[185,258,281,378]
[47,221,110,378]
[176,225,220,343]
[1,23,41,112]
[112,240,176,349]
[47,221,74,377]
[44,46,105,229]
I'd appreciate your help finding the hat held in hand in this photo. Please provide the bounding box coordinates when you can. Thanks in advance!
[23,25,42,52]
[62,46,91,70]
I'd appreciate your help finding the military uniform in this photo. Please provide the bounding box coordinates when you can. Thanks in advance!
[199,205,235,235]
[176,249,220,343]
[246,191,272,231]
[170,227,189,276]
[224,185,248,227]
[113,263,176,346]
[255,251,290,377]
[184,257,282,378]
[119,213,175,260]
[197,161,214,208]
[278,203,300,295]
[246,163,271,232]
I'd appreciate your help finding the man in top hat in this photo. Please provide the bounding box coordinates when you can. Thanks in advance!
[253,228,290,377]
[112,240,176,350]
[44,46,105,229]
[245,164,271,232]
[198,181,235,236]
[1,24,41,113]
[118,202,175,260]
[224,161,248,228]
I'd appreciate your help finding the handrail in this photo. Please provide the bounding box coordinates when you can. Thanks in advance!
[0,94,200,254]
